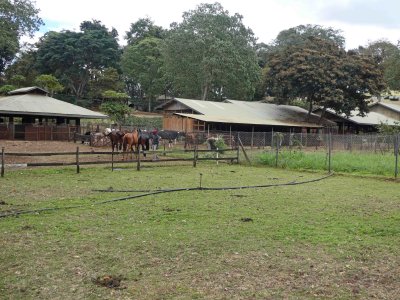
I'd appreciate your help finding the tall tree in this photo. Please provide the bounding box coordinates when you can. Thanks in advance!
[273,24,345,50]
[163,2,260,100]
[267,37,385,119]
[35,20,121,101]
[34,74,63,96]
[358,40,400,91]
[0,0,43,75]
[88,67,125,100]
[4,47,38,85]
[121,37,165,111]
[125,18,164,46]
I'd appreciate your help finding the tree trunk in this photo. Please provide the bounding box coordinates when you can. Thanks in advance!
[318,106,327,124]
[307,100,313,122]
[202,83,209,100]
[148,98,152,112]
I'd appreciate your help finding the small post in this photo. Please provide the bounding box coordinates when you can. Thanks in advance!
[251,126,254,149]
[193,146,197,167]
[216,147,219,165]
[1,147,5,178]
[199,173,203,189]
[163,143,166,156]
[137,147,141,171]
[76,146,80,174]
[271,128,274,147]
[275,134,279,167]
[111,148,114,172]
[395,134,399,179]
[328,131,332,173]
[236,139,240,164]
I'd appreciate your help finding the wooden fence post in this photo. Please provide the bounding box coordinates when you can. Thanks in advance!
[1,147,4,178]
[236,140,240,164]
[328,132,332,174]
[137,147,141,171]
[395,134,399,179]
[193,146,197,167]
[111,149,114,172]
[76,146,80,174]
[275,134,279,167]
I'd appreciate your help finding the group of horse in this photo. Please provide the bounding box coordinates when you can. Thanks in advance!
[103,128,151,159]
[103,128,185,159]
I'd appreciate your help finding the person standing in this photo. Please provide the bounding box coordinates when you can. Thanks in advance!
[151,131,160,160]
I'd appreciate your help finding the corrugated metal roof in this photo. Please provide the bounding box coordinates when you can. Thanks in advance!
[377,101,400,113]
[0,94,108,119]
[8,86,47,95]
[171,98,333,127]
[325,108,399,125]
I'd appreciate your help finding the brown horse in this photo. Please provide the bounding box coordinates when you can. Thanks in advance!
[104,128,125,152]
[122,129,139,160]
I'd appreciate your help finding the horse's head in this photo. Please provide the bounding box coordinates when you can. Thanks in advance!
[103,128,112,136]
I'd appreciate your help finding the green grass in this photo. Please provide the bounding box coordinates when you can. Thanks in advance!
[0,164,399,299]
[259,149,398,177]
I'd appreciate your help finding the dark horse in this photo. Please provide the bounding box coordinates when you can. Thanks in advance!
[104,128,125,152]
[138,129,150,157]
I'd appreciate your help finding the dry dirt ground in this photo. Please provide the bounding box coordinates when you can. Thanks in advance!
[0,140,110,165]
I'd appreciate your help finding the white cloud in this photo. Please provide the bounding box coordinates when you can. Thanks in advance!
[32,0,399,49]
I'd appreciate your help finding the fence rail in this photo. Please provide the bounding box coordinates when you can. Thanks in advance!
[0,146,239,177]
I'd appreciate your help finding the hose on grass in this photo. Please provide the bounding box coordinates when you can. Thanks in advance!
[0,173,334,218]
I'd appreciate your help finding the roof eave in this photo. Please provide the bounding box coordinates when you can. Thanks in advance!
[0,110,108,119]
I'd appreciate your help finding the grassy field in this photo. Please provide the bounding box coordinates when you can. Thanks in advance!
[258,149,398,177]
[0,163,399,299]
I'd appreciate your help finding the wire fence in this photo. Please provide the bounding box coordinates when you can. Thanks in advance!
[230,131,400,179]
[1,124,399,178]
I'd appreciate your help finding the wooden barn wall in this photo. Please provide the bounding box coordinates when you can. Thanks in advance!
[163,114,194,132]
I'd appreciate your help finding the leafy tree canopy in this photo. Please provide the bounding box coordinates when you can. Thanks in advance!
[357,40,400,91]
[0,0,43,74]
[273,24,346,50]
[0,84,16,95]
[35,20,121,101]
[34,74,63,96]
[121,37,165,111]
[4,47,38,85]
[267,37,385,119]
[100,101,130,124]
[88,67,125,100]
[163,2,260,100]
[125,18,164,45]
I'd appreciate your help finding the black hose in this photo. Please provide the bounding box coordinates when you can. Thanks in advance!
[0,173,334,219]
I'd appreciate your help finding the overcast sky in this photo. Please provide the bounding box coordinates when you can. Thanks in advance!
[33,0,400,49]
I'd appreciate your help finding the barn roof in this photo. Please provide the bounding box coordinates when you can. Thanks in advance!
[322,108,399,126]
[370,101,400,113]
[160,98,334,128]
[0,87,108,119]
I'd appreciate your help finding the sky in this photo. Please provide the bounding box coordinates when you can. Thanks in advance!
[32,0,400,49]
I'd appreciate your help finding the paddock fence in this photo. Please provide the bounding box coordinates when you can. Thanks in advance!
[0,146,239,177]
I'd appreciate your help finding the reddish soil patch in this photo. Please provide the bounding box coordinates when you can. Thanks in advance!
[0,140,110,165]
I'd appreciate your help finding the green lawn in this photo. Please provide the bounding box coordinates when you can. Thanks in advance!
[259,149,399,177]
[0,163,399,299]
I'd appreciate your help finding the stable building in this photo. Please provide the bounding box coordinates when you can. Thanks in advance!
[0,87,108,140]
[313,107,399,134]
[157,98,334,133]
